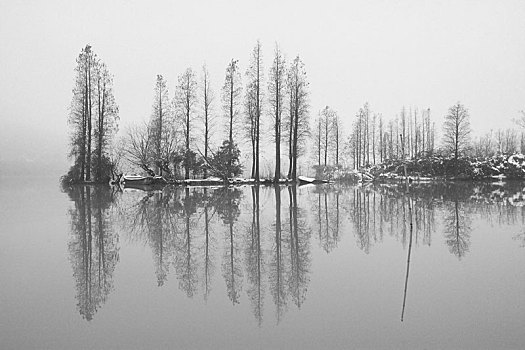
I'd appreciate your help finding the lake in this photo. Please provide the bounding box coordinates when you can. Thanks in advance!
[1,179,524,349]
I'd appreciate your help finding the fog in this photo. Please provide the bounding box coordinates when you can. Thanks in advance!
[1,0,524,177]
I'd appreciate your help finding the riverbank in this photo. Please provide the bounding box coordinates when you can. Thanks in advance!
[356,153,525,182]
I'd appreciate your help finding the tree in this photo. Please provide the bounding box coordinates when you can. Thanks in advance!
[268,44,286,181]
[443,102,471,160]
[200,65,215,178]
[222,59,243,175]
[286,56,310,180]
[65,45,119,184]
[150,74,174,176]
[245,41,263,181]
[206,140,243,181]
[321,106,331,166]
[175,68,198,179]
[123,122,155,175]
[93,62,119,182]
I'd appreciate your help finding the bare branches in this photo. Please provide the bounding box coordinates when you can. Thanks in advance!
[443,102,471,160]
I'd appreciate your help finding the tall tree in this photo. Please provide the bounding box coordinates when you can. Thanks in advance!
[66,45,119,184]
[443,102,471,160]
[286,56,310,180]
[93,62,119,182]
[245,41,263,181]
[222,59,242,175]
[333,111,341,166]
[201,65,215,179]
[321,106,331,166]
[175,68,198,179]
[268,44,286,181]
[150,74,173,176]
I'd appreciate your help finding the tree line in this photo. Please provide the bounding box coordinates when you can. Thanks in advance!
[122,41,310,183]
[63,44,525,184]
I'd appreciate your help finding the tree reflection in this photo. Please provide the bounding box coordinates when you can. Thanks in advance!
[244,186,265,325]
[443,200,471,259]
[349,187,379,253]
[66,186,119,321]
[216,188,243,304]
[313,187,341,253]
[121,189,179,286]
[174,188,200,298]
[269,185,287,323]
[63,180,525,324]
[286,186,311,308]
[201,188,216,302]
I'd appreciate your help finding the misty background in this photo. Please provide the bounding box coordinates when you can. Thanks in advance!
[1,0,524,178]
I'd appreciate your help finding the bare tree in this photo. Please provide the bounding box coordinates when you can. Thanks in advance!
[222,59,243,174]
[245,40,263,181]
[175,68,198,179]
[268,44,286,181]
[443,102,471,160]
[93,62,119,182]
[150,74,173,175]
[123,122,155,175]
[201,65,215,178]
[332,111,341,166]
[286,56,310,180]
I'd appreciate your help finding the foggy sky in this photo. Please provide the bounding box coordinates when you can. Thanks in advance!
[1,0,524,173]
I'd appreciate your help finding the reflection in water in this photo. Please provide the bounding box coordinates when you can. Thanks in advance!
[269,186,286,323]
[64,182,525,323]
[401,197,414,322]
[202,188,215,302]
[444,200,472,259]
[219,188,243,305]
[287,186,312,309]
[313,188,341,253]
[66,186,119,321]
[245,186,264,324]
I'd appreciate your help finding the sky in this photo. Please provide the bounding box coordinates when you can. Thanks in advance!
[1,0,524,174]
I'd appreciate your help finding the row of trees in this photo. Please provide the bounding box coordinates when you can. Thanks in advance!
[342,104,437,169]
[64,45,525,182]
[123,41,310,182]
[313,102,437,171]
[65,45,119,184]
[323,101,523,171]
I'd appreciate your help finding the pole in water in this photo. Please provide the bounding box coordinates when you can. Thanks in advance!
[401,197,413,322]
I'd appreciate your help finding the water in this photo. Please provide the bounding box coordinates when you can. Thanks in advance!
[1,179,524,349]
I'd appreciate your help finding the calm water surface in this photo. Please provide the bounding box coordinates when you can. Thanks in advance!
[1,179,524,349]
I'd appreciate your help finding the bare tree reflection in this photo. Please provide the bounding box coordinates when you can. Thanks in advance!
[269,185,288,323]
[216,188,243,304]
[313,188,341,253]
[121,189,179,286]
[286,186,311,308]
[174,188,200,298]
[444,200,472,259]
[349,187,378,253]
[66,186,119,321]
[244,186,265,325]
[201,188,216,302]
